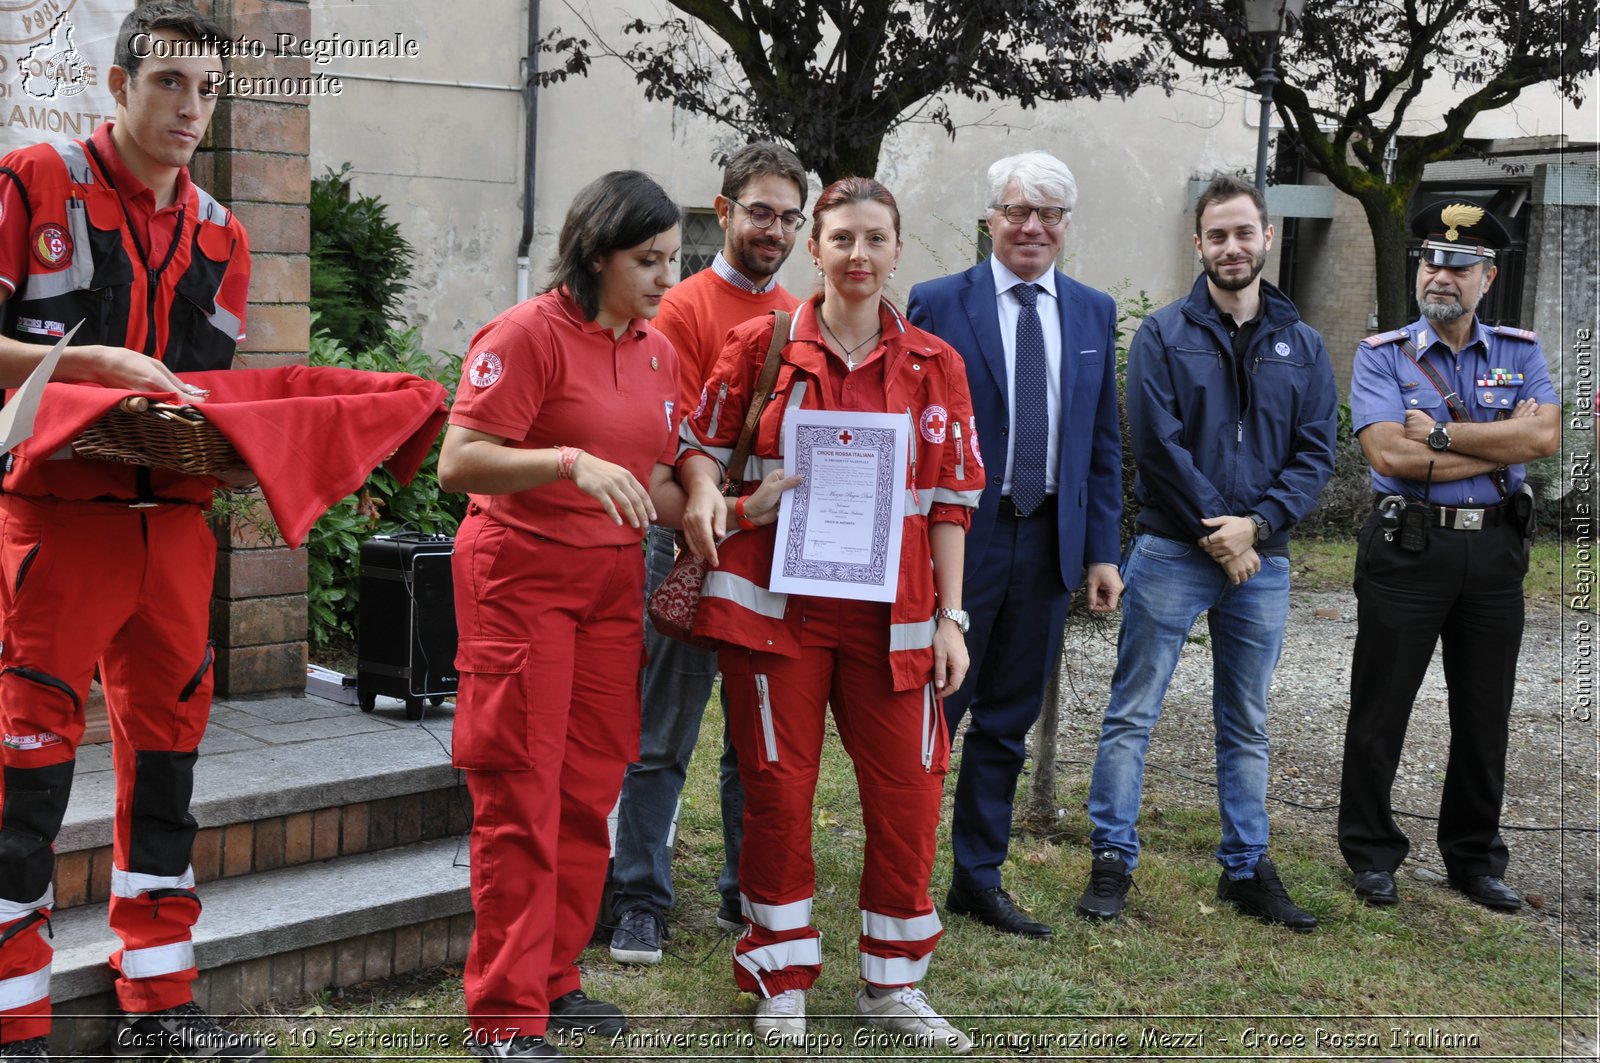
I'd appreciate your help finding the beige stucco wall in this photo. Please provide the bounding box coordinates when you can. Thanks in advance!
[308,0,1595,360]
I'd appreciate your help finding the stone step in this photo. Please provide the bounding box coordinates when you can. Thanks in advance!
[48,836,475,1058]
[52,695,467,911]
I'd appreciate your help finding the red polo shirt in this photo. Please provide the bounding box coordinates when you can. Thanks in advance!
[449,288,680,546]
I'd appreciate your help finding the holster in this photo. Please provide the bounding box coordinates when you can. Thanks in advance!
[1511,482,1536,548]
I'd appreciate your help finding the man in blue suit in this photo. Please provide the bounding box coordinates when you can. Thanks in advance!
[907,151,1123,938]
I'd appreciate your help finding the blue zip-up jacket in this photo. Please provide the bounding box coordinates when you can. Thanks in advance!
[1128,275,1337,550]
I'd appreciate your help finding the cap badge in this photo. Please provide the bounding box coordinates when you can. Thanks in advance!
[1441,203,1484,242]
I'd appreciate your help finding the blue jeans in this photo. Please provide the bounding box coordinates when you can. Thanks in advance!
[1086,534,1290,877]
[611,525,744,915]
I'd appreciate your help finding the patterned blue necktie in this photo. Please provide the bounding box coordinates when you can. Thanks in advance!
[1010,282,1049,516]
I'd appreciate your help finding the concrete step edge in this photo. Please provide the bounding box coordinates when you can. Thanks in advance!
[50,836,473,1005]
[59,716,460,853]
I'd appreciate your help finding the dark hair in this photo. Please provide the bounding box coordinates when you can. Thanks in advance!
[1194,174,1269,235]
[810,176,900,243]
[547,171,681,320]
[720,142,808,208]
[115,2,229,81]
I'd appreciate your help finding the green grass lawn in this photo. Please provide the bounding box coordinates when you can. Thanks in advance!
[246,695,1595,1058]
[245,532,1591,1058]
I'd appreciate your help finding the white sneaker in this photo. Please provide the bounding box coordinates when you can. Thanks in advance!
[855,985,973,1054]
[753,989,806,1047]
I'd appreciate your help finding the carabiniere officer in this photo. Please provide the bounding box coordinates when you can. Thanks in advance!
[1337,200,1561,912]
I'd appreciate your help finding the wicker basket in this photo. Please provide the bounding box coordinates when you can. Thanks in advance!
[72,397,243,475]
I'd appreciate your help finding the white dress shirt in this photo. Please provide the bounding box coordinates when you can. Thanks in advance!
[990,255,1062,497]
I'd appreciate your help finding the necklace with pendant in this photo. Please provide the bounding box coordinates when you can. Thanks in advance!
[819,310,880,371]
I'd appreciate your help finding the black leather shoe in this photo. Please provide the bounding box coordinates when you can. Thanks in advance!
[1353,869,1399,906]
[547,989,628,1036]
[946,885,1053,938]
[1449,875,1523,912]
[1216,856,1318,932]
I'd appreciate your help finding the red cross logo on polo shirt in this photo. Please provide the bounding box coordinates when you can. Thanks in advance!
[926,410,946,435]
[838,430,854,445]
[468,351,503,388]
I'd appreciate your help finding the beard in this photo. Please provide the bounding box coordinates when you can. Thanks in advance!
[1418,298,1470,323]
[1418,283,1480,323]
[1202,248,1267,291]
[727,233,791,284]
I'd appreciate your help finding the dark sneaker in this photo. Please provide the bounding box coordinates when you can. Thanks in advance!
[609,904,665,964]
[547,989,627,1037]
[1076,849,1133,921]
[716,899,743,933]
[0,1038,48,1061]
[112,1001,266,1058]
[1216,856,1318,933]
[469,1034,566,1059]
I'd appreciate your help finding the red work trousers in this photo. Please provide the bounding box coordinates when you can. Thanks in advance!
[0,497,216,1043]
[719,596,948,997]
[451,512,643,1042]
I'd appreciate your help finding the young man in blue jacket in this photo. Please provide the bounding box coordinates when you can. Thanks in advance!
[1076,174,1337,930]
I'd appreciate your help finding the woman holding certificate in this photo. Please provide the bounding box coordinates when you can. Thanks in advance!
[439,171,791,1062]
[678,177,985,1054]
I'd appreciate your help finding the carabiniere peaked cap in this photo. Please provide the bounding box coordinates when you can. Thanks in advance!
[1411,200,1511,267]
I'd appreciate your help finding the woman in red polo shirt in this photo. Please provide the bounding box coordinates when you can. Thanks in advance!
[677,177,984,1054]
[438,171,794,1062]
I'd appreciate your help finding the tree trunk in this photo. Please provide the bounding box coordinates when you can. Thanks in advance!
[815,137,886,185]
[1356,191,1414,330]
[1019,623,1067,834]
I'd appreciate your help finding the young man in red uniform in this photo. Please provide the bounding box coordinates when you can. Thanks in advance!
[0,5,255,1060]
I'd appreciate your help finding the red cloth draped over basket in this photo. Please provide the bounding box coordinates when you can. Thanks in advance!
[22,365,449,548]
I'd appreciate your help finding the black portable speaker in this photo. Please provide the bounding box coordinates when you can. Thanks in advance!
[356,532,459,719]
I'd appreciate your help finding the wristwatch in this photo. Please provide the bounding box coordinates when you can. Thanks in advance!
[1427,421,1452,451]
[1249,513,1271,543]
[936,608,971,634]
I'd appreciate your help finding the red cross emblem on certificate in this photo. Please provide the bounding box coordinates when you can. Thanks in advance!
[837,429,854,445]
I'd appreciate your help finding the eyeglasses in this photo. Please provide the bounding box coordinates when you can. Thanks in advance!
[992,203,1068,226]
[729,197,807,233]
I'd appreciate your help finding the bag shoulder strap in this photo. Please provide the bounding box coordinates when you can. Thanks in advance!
[1400,337,1472,423]
[723,309,790,491]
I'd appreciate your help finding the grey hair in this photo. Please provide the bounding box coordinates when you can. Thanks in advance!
[986,151,1078,215]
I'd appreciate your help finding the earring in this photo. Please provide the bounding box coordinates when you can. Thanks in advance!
[889,270,896,279]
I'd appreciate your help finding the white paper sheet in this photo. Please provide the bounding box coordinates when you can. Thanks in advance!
[770,407,909,602]
[0,321,80,456]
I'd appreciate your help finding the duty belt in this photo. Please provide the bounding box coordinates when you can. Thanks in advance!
[1376,495,1506,531]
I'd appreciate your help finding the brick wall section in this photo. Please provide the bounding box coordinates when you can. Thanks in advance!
[51,785,472,911]
[195,0,314,695]
[1289,176,1379,390]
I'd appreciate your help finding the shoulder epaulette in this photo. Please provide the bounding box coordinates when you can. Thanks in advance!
[1490,325,1539,342]
[1360,328,1408,347]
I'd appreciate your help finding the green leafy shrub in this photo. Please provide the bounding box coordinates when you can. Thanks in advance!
[1111,282,1157,548]
[305,327,464,648]
[310,163,414,354]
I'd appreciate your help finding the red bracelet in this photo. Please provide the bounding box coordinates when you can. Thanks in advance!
[735,495,759,532]
[556,446,583,480]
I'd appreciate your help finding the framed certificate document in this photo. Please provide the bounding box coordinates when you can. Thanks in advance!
[770,407,909,602]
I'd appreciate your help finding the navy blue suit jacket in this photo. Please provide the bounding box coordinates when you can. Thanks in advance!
[907,259,1122,590]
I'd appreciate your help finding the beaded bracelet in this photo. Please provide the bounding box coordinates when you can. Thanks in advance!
[735,495,759,532]
[556,446,583,480]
